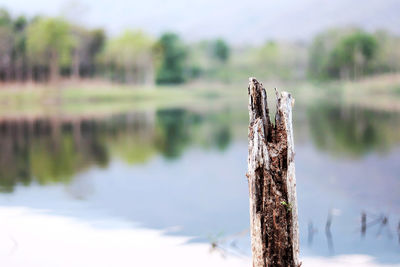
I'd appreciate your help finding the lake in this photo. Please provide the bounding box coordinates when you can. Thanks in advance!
[0,88,399,266]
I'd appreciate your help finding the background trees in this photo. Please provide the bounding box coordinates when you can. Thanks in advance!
[211,39,230,63]
[307,29,395,80]
[26,17,75,82]
[155,33,187,84]
[12,15,28,81]
[101,30,154,84]
[329,32,378,79]
[69,27,105,79]
[0,6,399,84]
[0,9,14,81]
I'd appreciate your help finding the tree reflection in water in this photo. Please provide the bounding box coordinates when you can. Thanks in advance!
[0,108,234,192]
[307,102,400,157]
[2,102,400,192]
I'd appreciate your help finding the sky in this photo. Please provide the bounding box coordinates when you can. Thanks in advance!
[0,0,399,44]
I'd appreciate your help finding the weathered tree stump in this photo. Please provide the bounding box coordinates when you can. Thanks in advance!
[246,77,300,267]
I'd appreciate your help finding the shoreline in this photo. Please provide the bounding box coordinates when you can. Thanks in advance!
[0,74,398,117]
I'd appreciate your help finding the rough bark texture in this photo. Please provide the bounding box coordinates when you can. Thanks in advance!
[247,77,300,267]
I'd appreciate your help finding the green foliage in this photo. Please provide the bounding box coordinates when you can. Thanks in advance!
[0,8,11,26]
[155,33,187,84]
[102,30,153,68]
[0,26,14,59]
[101,30,154,83]
[309,29,380,80]
[255,41,281,77]
[26,17,75,68]
[308,28,346,80]
[12,16,28,63]
[0,8,14,64]
[329,32,378,79]
[368,30,400,73]
[69,26,106,77]
[13,16,27,32]
[308,35,329,79]
[89,29,105,58]
[0,9,14,72]
[247,41,307,81]
[211,39,230,63]
[280,201,293,212]
[0,8,108,82]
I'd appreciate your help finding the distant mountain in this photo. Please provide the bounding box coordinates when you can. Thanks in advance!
[2,0,400,43]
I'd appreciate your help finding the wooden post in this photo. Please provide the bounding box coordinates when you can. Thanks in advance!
[246,77,300,267]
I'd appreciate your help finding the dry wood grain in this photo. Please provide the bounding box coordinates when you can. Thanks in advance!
[247,77,299,267]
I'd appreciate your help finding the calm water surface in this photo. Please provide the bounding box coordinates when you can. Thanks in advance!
[0,95,399,266]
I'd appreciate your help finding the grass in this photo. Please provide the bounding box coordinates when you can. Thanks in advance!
[0,81,246,118]
[330,73,400,112]
[0,73,399,117]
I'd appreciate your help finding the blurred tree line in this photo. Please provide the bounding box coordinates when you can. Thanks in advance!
[308,28,400,80]
[0,7,400,84]
[0,9,106,83]
[0,8,229,85]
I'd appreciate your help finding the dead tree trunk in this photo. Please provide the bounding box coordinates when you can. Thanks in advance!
[246,77,300,267]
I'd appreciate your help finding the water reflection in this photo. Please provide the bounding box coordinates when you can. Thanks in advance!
[325,210,335,255]
[0,101,399,265]
[155,109,232,158]
[0,109,235,192]
[307,101,400,156]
